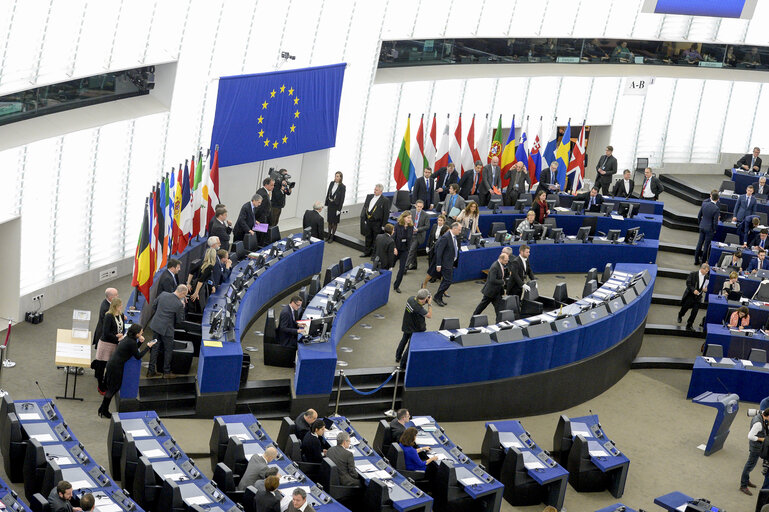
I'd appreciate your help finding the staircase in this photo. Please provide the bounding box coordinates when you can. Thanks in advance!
[136,377,197,417]
[328,367,403,421]
[236,379,292,419]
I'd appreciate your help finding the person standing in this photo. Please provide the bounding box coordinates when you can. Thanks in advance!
[411,168,435,210]
[639,167,664,201]
[734,185,757,224]
[610,169,635,198]
[433,163,459,202]
[392,212,413,293]
[421,215,448,289]
[148,285,187,378]
[207,207,232,249]
[537,161,559,196]
[395,289,432,367]
[94,298,126,394]
[360,184,390,257]
[458,161,482,199]
[694,190,720,266]
[406,200,430,271]
[302,201,325,240]
[255,178,275,246]
[594,145,618,195]
[432,222,461,307]
[740,408,769,494]
[441,183,465,220]
[456,201,480,240]
[480,156,502,206]
[531,190,550,224]
[270,168,292,227]
[373,224,396,270]
[472,252,509,319]
[93,288,117,348]
[508,244,536,297]
[678,263,709,331]
[325,171,346,243]
[504,161,530,206]
[233,195,262,243]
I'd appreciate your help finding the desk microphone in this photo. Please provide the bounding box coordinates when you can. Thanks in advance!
[35,380,48,402]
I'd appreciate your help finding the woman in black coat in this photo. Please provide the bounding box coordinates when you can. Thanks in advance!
[98,324,156,418]
[325,171,346,243]
[93,298,126,394]
[392,211,413,294]
[422,215,449,289]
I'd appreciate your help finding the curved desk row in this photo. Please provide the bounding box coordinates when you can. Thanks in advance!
[732,168,764,195]
[706,266,763,297]
[403,264,656,420]
[704,323,769,359]
[705,293,769,326]
[687,356,769,404]
[294,265,391,397]
[707,242,757,271]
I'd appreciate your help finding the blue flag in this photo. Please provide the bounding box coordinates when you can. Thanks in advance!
[210,63,346,167]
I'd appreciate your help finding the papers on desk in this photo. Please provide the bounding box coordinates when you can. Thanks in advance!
[554,207,570,212]
[356,463,377,473]
[455,328,469,335]
[143,449,167,459]
[69,480,92,490]
[231,433,251,441]
[50,456,73,465]
[570,422,592,438]
[17,413,41,421]
[30,434,54,442]
[71,329,89,339]
[55,343,89,359]
[412,416,431,427]
[438,330,453,338]
[185,496,211,505]
[522,451,545,470]
[611,214,624,220]
[127,429,150,438]
[676,505,689,512]
[203,340,222,348]
[94,495,121,512]
[500,438,524,449]
[415,433,438,446]
[163,473,185,481]
[461,246,469,252]
[362,469,393,480]
[742,360,754,366]
[589,448,609,457]
[459,476,483,486]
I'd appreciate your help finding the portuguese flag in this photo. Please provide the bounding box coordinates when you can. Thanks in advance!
[393,115,413,190]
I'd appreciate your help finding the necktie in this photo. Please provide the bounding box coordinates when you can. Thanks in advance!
[425,178,430,197]
[449,195,456,213]
[415,211,420,226]
[590,196,595,208]
[642,178,649,195]
[761,238,765,249]
[444,172,449,188]
[452,235,458,260]
[172,272,177,286]
[752,157,756,169]
[471,173,477,195]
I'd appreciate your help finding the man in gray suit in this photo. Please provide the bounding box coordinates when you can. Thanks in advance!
[237,446,277,490]
[406,200,431,271]
[326,431,361,487]
[287,488,316,512]
[480,156,502,206]
[251,467,279,492]
[148,284,187,378]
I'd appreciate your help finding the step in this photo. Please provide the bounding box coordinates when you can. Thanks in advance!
[139,377,197,399]
[233,405,290,419]
[662,218,699,233]
[342,410,402,422]
[659,242,696,255]
[659,175,709,206]
[658,268,689,280]
[332,231,366,252]
[644,323,706,338]
[662,207,698,225]
[631,357,695,370]
[651,293,680,306]
[237,379,292,400]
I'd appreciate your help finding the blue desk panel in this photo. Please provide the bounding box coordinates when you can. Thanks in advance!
[405,264,655,389]
[687,356,769,403]
[704,323,769,359]
[706,267,763,297]
[708,243,755,271]
[732,168,760,194]
[705,293,769,327]
[654,490,724,512]
[595,505,637,512]
[564,415,630,473]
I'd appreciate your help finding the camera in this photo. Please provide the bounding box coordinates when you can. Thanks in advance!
[269,167,296,193]
[749,408,759,417]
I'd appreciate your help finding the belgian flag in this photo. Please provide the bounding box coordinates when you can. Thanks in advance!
[131,200,152,302]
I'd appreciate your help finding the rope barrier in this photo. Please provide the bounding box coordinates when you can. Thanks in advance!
[343,370,396,396]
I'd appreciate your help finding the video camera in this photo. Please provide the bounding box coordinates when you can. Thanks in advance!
[269,167,296,194]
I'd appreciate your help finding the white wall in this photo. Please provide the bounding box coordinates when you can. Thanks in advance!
[0,217,20,325]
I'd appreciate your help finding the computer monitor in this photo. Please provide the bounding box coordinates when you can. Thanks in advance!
[459,227,469,242]
[534,224,546,240]
[520,228,536,242]
[343,278,354,292]
[225,284,237,303]
[494,230,508,243]
[302,226,313,240]
[308,316,334,338]
[251,254,265,268]
[617,201,639,218]
[514,198,528,212]
[468,233,482,246]
[331,287,342,302]
[600,202,615,215]
[549,227,564,243]
[606,229,621,243]
[489,198,502,213]
[571,200,585,214]
[624,226,639,244]
[372,256,381,272]
[546,199,556,210]
[576,226,591,243]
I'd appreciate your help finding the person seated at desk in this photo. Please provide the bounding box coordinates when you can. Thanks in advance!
[441,183,466,220]
[737,147,762,173]
[753,176,769,197]
[611,169,634,198]
[254,475,282,512]
[237,446,278,491]
[517,210,539,235]
[212,249,232,288]
[301,419,331,464]
[390,408,410,443]
[722,272,742,297]
[79,494,94,512]
[576,186,603,212]
[326,431,361,487]
[455,201,480,240]
[252,467,279,492]
[277,296,305,347]
[295,409,318,441]
[748,249,769,274]
[287,488,315,512]
[728,306,751,330]
[682,44,702,64]
[722,251,744,271]
[749,229,769,251]
[399,427,438,470]
[531,190,550,224]
[48,481,82,512]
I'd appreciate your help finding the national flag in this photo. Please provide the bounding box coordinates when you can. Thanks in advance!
[172,165,183,253]
[567,122,586,194]
[515,118,530,182]
[132,200,152,302]
[409,114,425,190]
[542,119,559,169]
[528,118,542,185]
[162,173,171,267]
[475,114,489,165]
[500,116,517,175]
[449,114,462,174]
[187,155,195,240]
[192,153,204,236]
[460,114,477,176]
[205,146,220,230]
[555,119,572,190]
[155,181,166,271]
[490,116,506,186]
[435,115,450,171]
[199,156,210,237]
[393,115,413,190]
[178,160,192,252]
[424,114,437,171]
[148,188,157,279]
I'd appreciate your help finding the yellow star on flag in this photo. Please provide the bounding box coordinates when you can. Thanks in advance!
[257,115,263,124]
[288,88,294,95]
[261,101,268,109]
[290,124,296,133]
[282,135,288,143]
[280,85,285,93]
[264,139,270,147]
[294,110,300,118]
[258,129,264,138]
[293,97,299,105]
[273,141,279,149]
[270,89,276,98]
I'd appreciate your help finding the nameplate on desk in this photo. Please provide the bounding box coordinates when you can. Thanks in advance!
[746,365,769,373]
[203,340,223,348]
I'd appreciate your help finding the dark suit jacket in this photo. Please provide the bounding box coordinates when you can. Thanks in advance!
[433,167,459,200]
[426,223,446,255]
[360,194,390,233]
[302,209,324,239]
[575,192,604,212]
[595,155,618,181]
[441,194,465,217]
[326,445,360,487]
[373,234,396,269]
[681,271,708,304]
[234,202,256,242]
[749,232,769,250]
[390,418,406,443]
[482,260,507,298]
[697,200,720,233]
[253,490,281,512]
[286,503,316,512]
[508,256,535,297]
[156,270,179,296]
[47,488,78,512]
[611,179,635,198]
[738,154,762,172]
[255,188,272,224]
[481,164,502,194]
[753,182,769,197]
[325,182,346,221]
[748,257,769,273]
[531,201,548,224]
[734,194,758,221]
[394,224,413,254]
[411,176,435,208]
[433,232,458,270]
[93,298,110,346]
[458,171,481,199]
[208,218,232,244]
[277,304,300,347]
[410,209,430,244]
[301,432,330,464]
[536,168,553,195]
[237,454,269,490]
[211,260,231,287]
[149,292,185,337]
[504,170,531,199]
[102,313,126,345]
[295,414,311,441]
[639,176,664,200]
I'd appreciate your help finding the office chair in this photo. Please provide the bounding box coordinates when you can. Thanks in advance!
[242,486,259,512]
[467,194,480,205]
[373,419,391,457]
[582,279,598,297]
[29,493,48,512]
[209,417,230,469]
[1,413,26,482]
[704,344,724,358]
[394,190,412,211]
[546,193,559,205]
[213,462,244,503]
[480,424,505,478]
[433,460,478,512]
[276,417,296,454]
[243,233,259,252]
[552,415,574,464]
[170,340,193,375]
[521,281,544,316]
[22,439,47,502]
[635,157,648,174]
[386,444,428,484]
[319,458,364,507]
[581,216,598,237]
[543,217,557,229]
[552,283,570,306]
[309,274,322,298]
[497,310,517,323]
[567,435,611,492]
[722,308,738,326]
[600,263,613,284]
[759,212,769,226]
[500,446,547,506]
[106,416,126,481]
[338,257,353,274]
[750,348,768,364]
[489,221,506,237]
[719,180,735,193]
[119,434,142,497]
[469,315,488,328]
[363,478,395,512]
[514,218,524,232]
[586,267,598,283]
[439,318,460,330]
[133,455,162,511]
[286,434,320,480]
[500,295,521,318]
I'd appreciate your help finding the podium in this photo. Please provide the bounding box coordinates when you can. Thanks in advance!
[692,391,739,456]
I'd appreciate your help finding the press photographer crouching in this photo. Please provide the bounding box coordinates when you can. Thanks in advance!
[741,408,769,494]
[269,167,296,227]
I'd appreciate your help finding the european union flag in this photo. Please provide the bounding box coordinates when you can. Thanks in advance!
[210,63,346,167]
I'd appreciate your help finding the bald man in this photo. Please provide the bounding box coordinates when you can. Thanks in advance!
[93,288,118,347]
[237,446,278,491]
[480,156,502,206]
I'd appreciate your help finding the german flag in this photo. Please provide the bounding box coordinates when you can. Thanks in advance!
[132,200,153,302]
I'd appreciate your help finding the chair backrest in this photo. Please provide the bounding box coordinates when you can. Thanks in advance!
[544,217,557,228]
[489,222,506,237]
[373,419,389,456]
[213,462,235,492]
[298,287,308,306]
[601,263,613,283]
[264,309,277,344]
[514,218,524,231]
[759,212,768,226]
[467,194,480,205]
[338,257,353,274]
[720,179,735,192]
[704,344,724,358]
[552,283,568,303]
[581,216,598,236]
[395,190,412,211]
[497,309,516,322]
[286,434,302,461]
[586,268,598,283]
[387,443,406,470]
[268,226,281,244]
[469,315,488,328]
[582,279,598,297]
[724,308,738,324]
[244,233,259,252]
[439,318,460,330]
[725,233,740,245]
[309,274,322,298]
[523,280,539,301]
[277,417,296,453]
[635,157,648,173]
[501,295,520,314]
[750,348,768,363]
[547,193,559,205]
[319,457,338,490]
[223,437,248,477]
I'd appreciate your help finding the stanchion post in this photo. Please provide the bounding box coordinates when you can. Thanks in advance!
[384,368,400,418]
[0,344,8,397]
[334,369,344,416]
[2,320,14,368]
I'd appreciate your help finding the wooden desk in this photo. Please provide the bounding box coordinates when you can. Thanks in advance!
[55,329,91,400]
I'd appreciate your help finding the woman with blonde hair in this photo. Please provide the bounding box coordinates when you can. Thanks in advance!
[190,247,218,305]
[94,297,125,394]
[392,212,413,294]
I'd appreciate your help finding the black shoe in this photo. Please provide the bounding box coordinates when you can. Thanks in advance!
[395,357,401,363]
[394,287,401,293]
[408,264,417,270]
[434,298,446,307]
[686,324,694,331]
[359,252,370,258]
[677,316,683,324]
[444,293,451,298]
[97,408,112,419]
[146,370,161,379]
[429,278,438,283]
[328,236,334,243]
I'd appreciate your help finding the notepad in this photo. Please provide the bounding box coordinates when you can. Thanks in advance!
[143,449,166,459]
[522,451,545,470]
[363,470,393,480]
[186,496,211,505]
[51,456,73,465]
[30,434,54,442]
[459,476,482,486]
[412,417,431,427]
[203,340,223,348]
[18,413,41,420]
[356,463,377,473]
[163,473,184,481]
[127,429,150,438]
[70,480,92,490]
[415,434,438,446]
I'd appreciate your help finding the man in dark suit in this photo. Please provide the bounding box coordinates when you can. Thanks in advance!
[749,228,769,251]
[678,263,709,331]
[47,481,80,512]
[433,222,461,306]
[753,176,769,197]
[287,488,316,512]
[326,431,361,487]
[390,409,410,443]
[536,161,559,195]
[93,288,117,347]
[480,156,502,206]
[639,167,664,201]
[277,296,304,347]
[302,202,325,239]
[148,285,187,378]
[594,145,618,195]
[211,250,232,287]
[253,475,282,512]
[458,161,482,199]
[236,446,277,490]
[359,184,390,257]
[734,185,758,240]
[737,147,762,173]
[156,259,181,296]
[472,252,509,318]
[207,207,232,248]
[576,186,604,212]
[433,163,459,202]
[508,244,536,297]
[373,224,396,269]
[411,167,435,210]
[255,178,275,245]
[295,409,317,441]
[270,168,292,227]
[748,248,769,274]
[233,195,262,242]
[694,191,721,265]
[301,419,331,464]
[406,200,430,270]
[504,161,531,206]
[611,169,635,198]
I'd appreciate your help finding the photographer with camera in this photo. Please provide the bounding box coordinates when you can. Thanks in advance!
[740,408,769,494]
[394,288,432,369]
[269,168,295,227]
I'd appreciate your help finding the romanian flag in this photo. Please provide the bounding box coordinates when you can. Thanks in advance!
[132,201,153,302]
[500,116,517,174]
[393,115,413,190]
